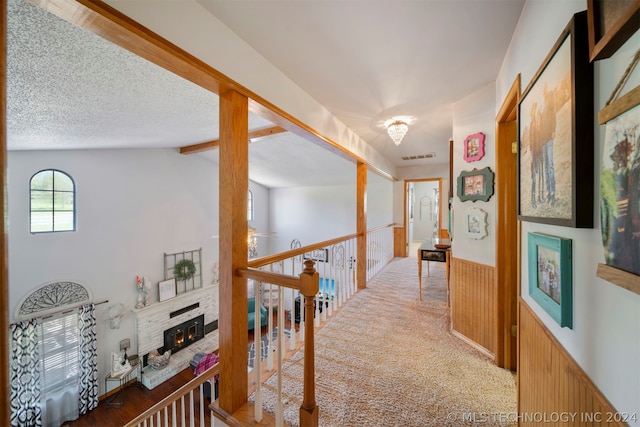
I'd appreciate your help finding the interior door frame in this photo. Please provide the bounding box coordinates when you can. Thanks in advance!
[494,75,521,371]
[404,177,443,255]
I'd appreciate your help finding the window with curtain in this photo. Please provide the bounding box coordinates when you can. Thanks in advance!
[248,189,254,221]
[30,169,76,233]
[39,313,80,394]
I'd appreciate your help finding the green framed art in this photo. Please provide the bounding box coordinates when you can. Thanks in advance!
[528,232,573,328]
[456,167,495,203]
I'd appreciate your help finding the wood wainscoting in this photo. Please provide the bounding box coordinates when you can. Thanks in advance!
[394,226,406,257]
[450,257,496,356]
[519,300,627,426]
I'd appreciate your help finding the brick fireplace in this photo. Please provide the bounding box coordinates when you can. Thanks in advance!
[133,283,219,388]
[162,314,205,356]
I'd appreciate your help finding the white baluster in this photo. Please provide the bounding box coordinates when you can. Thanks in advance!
[254,280,263,422]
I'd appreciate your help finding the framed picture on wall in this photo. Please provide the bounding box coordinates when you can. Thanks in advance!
[596,61,640,294]
[587,0,640,61]
[528,232,573,328]
[457,167,495,203]
[463,132,486,162]
[465,208,488,240]
[159,278,176,302]
[517,11,593,228]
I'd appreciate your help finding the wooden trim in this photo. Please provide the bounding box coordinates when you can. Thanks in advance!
[0,0,9,424]
[451,330,494,359]
[598,82,640,125]
[180,125,286,154]
[218,89,249,414]
[494,75,520,370]
[394,227,406,257]
[518,299,628,426]
[596,263,640,295]
[356,162,367,289]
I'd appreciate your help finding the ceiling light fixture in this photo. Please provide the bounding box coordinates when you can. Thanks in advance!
[385,119,410,145]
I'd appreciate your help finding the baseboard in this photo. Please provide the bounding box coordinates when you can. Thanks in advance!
[451,329,494,360]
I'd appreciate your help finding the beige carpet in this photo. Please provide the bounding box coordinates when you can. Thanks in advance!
[251,257,517,426]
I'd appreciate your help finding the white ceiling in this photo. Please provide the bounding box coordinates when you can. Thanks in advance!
[6,0,524,188]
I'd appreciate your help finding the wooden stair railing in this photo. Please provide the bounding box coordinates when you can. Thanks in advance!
[121,226,394,427]
[236,259,319,427]
[124,363,220,427]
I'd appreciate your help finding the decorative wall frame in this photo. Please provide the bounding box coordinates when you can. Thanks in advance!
[465,208,488,240]
[587,0,640,62]
[158,278,177,302]
[528,232,573,329]
[517,11,594,228]
[463,132,486,162]
[15,281,92,320]
[596,60,640,295]
[164,248,202,293]
[457,167,495,202]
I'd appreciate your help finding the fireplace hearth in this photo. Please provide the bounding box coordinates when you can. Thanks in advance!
[161,314,205,356]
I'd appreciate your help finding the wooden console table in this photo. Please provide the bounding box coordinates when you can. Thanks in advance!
[417,239,451,303]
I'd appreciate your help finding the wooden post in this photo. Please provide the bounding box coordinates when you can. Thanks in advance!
[299,260,319,427]
[218,88,249,414]
[0,1,9,424]
[356,161,367,289]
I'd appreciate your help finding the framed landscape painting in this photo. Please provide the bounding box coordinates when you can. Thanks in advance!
[528,232,573,328]
[518,11,594,228]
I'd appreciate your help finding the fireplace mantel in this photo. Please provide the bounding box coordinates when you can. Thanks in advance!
[132,283,219,357]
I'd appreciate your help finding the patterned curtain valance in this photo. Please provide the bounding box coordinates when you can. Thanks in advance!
[15,281,92,321]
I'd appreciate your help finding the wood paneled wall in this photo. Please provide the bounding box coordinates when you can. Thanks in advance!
[393,227,406,257]
[519,301,628,427]
[450,257,496,355]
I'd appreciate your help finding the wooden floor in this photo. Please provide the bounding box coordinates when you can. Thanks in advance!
[66,312,295,426]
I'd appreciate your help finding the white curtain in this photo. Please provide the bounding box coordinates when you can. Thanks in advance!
[41,388,79,427]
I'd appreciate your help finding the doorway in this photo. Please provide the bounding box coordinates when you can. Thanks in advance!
[405,178,442,257]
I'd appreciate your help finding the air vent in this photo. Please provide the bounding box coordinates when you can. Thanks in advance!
[401,152,435,161]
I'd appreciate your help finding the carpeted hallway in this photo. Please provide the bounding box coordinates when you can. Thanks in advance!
[254,256,517,426]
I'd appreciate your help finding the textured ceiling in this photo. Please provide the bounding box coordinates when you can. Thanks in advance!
[7,0,525,188]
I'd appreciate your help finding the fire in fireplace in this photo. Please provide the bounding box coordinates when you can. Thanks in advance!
[162,314,205,355]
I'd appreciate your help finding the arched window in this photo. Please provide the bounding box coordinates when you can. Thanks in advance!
[30,169,76,233]
[248,189,254,221]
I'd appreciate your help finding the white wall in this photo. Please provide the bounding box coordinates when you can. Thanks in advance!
[8,148,225,394]
[393,163,450,228]
[367,171,394,229]
[452,83,497,266]
[248,182,271,257]
[269,185,356,254]
[496,0,640,419]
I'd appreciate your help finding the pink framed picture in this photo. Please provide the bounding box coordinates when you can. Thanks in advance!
[463,132,485,162]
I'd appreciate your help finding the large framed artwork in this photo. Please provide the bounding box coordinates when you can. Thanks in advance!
[597,76,640,294]
[528,232,573,329]
[587,0,640,62]
[456,167,495,203]
[518,11,594,228]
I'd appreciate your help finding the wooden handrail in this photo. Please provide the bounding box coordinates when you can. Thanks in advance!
[124,363,220,427]
[247,224,395,269]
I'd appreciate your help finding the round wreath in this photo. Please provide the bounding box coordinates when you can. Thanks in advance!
[173,259,196,281]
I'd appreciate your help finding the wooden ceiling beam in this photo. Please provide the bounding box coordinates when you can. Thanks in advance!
[179,125,286,154]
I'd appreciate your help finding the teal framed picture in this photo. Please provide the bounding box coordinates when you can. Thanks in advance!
[528,232,573,328]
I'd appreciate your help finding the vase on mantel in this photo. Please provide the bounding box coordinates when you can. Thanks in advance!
[136,291,146,309]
